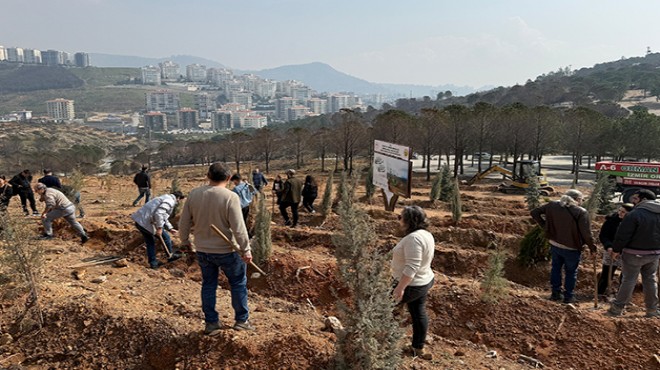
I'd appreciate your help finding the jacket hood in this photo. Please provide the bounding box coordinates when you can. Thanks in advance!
[636,200,660,214]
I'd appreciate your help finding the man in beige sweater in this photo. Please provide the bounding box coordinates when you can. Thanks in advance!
[179,162,254,335]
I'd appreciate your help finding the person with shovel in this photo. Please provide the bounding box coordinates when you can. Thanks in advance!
[178,162,254,335]
[131,190,185,269]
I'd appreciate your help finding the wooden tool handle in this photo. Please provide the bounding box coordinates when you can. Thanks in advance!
[210,224,268,276]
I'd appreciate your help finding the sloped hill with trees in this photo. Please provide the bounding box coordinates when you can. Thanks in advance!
[0,64,83,93]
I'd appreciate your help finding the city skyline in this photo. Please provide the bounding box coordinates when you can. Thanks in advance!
[3,1,660,88]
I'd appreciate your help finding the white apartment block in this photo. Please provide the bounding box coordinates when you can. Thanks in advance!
[222,79,245,96]
[160,60,180,81]
[23,49,41,64]
[146,90,180,112]
[243,113,267,129]
[288,105,310,121]
[292,86,312,102]
[212,110,232,131]
[0,46,5,61]
[41,50,64,66]
[6,47,24,62]
[209,68,233,86]
[329,94,350,113]
[186,64,207,82]
[255,80,277,99]
[141,65,162,85]
[220,103,247,112]
[307,98,327,115]
[46,98,75,121]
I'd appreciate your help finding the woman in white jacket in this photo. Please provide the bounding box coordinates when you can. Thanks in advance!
[392,206,435,360]
[131,191,185,269]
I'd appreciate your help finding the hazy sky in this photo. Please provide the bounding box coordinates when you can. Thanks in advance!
[2,0,659,87]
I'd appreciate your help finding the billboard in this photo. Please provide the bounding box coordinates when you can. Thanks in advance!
[372,140,412,199]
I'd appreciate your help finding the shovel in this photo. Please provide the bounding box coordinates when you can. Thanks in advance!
[210,224,267,276]
[158,234,173,259]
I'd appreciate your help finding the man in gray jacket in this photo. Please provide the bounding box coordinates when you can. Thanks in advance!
[131,191,185,269]
[608,189,660,317]
[34,183,89,243]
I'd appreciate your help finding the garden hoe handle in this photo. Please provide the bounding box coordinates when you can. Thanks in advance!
[158,234,173,259]
[607,259,615,297]
[593,252,598,309]
[210,224,268,276]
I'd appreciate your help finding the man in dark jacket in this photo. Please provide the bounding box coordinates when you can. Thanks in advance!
[10,170,38,216]
[132,166,151,206]
[608,189,660,317]
[0,176,13,211]
[279,169,302,227]
[597,203,634,296]
[531,189,596,304]
[38,169,62,189]
[252,168,268,193]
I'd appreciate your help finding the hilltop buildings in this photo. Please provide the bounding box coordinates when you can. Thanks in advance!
[0,43,90,67]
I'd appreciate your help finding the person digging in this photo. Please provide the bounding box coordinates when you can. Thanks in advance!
[34,183,89,244]
[131,191,186,269]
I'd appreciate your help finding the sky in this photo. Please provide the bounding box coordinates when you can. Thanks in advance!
[2,0,660,88]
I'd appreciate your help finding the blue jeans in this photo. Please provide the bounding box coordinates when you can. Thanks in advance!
[550,246,582,299]
[133,187,151,206]
[197,251,249,324]
[613,253,660,311]
[135,223,172,267]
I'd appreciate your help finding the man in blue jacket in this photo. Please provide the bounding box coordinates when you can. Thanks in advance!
[252,168,267,193]
[231,174,256,224]
[608,189,660,317]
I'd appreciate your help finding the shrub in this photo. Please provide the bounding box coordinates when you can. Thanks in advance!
[430,170,443,202]
[584,174,615,216]
[525,176,541,211]
[518,225,550,267]
[480,247,509,303]
[0,213,43,330]
[450,178,462,223]
[252,195,272,265]
[333,178,402,369]
[321,172,334,218]
[171,172,182,217]
[439,164,452,201]
[69,168,85,193]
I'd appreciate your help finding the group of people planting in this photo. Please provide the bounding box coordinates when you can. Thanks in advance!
[531,188,660,317]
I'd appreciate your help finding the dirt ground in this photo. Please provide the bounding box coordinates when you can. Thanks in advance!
[1,163,660,370]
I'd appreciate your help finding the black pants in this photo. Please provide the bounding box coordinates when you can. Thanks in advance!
[302,196,317,212]
[19,190,37,213]
[241,206,250,224]
[598,264,620,295]
[399,279,434,349]
[279,202,299,226]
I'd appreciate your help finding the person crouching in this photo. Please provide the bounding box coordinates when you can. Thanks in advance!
[34,183,89,243]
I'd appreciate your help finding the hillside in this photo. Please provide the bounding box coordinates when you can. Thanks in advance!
[0,63,83,93]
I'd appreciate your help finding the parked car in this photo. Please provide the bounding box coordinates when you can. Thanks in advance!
[473,152,491,160]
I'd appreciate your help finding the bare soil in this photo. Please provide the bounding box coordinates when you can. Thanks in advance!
[1,167,658,369]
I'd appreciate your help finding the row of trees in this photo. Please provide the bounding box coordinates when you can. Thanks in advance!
[142,103,660,185]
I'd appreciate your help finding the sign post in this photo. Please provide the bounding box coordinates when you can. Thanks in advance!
[372,140,412,212]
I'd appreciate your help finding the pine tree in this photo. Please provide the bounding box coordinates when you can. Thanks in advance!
[518,225,550,267]
[321,172,334,219]
[252,195,272,265]
[333,171,347,209]
[439,164,452,201]
[333,177,402,369]
[170,172,182,217]
[365,167,376,202]
[585,174,615,217]
[525,176,541,211]
[450,178,462,223]
[430,170,443,202]
[480,247,509,303]
[597,176,616,215]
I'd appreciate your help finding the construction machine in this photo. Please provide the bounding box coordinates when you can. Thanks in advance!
[468,160,554,195]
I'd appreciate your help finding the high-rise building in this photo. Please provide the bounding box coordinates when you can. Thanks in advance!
[74,52,90,67]
[159,60,179,81]
[0,46,5,61]
[288,106,310,121]
[307,98,327,115]
[41,50,64,66]
[62,52,74,65]
[329,94,350,113]
[255,80,277,99]
[177,108,199,130]
[6,47,24,62]
[276,97,295,120]
[292,86,312,102]
[143,111,168,131]
[186,64,207,83]
[194,93,216,119]
[209,68,233,86]
[46,98,75,121]
[145,90,180,112]
[23,49,41,64]
[229,91,252,107]
[212,110,232,131]
[141,65,161,85]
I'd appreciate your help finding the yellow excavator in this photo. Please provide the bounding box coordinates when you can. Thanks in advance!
[468,160,554,195]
